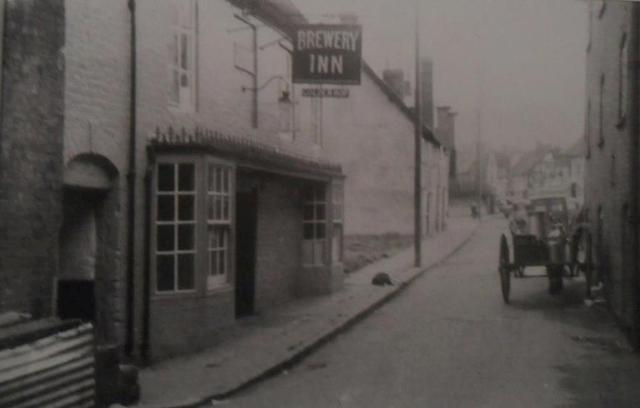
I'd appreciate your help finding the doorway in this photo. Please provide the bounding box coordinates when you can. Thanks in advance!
[57,188,103,323]
[235,187,258,317]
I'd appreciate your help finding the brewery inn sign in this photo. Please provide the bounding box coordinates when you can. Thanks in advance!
[292,24,362,85]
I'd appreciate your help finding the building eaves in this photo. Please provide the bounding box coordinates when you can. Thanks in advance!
[149,126,343,180]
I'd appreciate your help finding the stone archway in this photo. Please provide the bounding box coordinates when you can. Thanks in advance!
[58,154,120,344]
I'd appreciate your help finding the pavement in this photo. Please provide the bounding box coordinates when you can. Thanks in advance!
[133,212,480,408]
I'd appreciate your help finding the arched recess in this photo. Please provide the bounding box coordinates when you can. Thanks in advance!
[58,154,122,345]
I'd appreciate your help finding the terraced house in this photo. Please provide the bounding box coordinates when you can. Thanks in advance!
[0,0,449,366]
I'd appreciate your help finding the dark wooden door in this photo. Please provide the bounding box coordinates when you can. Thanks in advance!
[235,188,258,317]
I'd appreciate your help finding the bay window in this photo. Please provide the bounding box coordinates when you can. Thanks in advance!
[207,164,232,289]
[303,185,327,266]
[154,157,234,294]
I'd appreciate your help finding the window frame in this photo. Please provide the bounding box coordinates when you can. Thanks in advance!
[153,158,199,295]
[169,0,198,112]
[331,180,344,263]
[204,159,235,290]
[151,155,236,298]
[302,184,328,267]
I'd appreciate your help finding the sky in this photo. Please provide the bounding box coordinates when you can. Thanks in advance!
[292,0,589,152]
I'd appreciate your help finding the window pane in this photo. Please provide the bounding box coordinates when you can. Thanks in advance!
[178,194,195,221]
[316,223,326,239]
[219,249,226,275]
[207,195,214,220]
[210,252,218,276]
[157,196,175,221]
[216,168,223,193]
[316,204,326,220]
[157,255,175,291]
[302,187,314,201]
[332,224,343,261]
[223,169,230,192]
[157,225,175,251]
[178,163,195,191]
[303,205,314,221]
[178,224,195,250]
[208,165,215,192]
[158,164,175,191]
[170,69,180,104]
[315,187,326,202]
[181,33,189,70]
[303,223,315,240]
[177,254,195,290]
[171,34,179,66]
[222,197,229,220]
[215,196,222,220]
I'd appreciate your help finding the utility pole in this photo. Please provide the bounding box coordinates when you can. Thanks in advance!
[414,0,423,267]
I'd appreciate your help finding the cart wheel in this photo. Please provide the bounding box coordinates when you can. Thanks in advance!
[499,235,511,304]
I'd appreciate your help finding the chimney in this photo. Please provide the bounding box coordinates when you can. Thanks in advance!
[382,69,410,100]
[420,58,434,130]
[436,106,458,178]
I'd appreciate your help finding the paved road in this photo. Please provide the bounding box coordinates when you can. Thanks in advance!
[212,217,640,408]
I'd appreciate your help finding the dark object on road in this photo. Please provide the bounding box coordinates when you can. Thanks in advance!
[471,204,480,218]
[372,272,393,286]
[498,197,593,303]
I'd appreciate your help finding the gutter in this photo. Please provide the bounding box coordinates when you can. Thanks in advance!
[125,0,137,356]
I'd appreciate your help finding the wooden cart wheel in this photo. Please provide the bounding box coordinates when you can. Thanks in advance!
[499,235,511,304]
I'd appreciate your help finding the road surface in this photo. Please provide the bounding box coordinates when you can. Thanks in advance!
[209,217,640,407]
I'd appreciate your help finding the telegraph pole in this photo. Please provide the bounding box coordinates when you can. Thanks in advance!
[414,0,423,267]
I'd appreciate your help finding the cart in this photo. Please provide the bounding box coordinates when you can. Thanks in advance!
[498,197,592,303]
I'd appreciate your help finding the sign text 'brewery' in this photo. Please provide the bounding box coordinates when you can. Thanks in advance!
[293,24,362,85]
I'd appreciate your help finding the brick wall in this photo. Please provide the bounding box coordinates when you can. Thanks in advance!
[254,176,302,311]
[63,0,131,347]
[0,0,65,317]
[585,1,636,328]
[317,73,416,236]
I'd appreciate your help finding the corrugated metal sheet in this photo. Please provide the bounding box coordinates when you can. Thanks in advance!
[0,322,95,408]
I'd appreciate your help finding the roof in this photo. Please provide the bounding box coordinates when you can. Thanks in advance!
[248,0,442,148]
[149,126,343,180]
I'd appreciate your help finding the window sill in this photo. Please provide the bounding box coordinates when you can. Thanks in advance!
[152,289,199,301]
[168,103,196,115]
[206,283,233,295]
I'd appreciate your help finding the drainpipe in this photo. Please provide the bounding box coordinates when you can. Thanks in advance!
[235,13,258,128]
[125,0,137,356]
[631,3,640,350]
